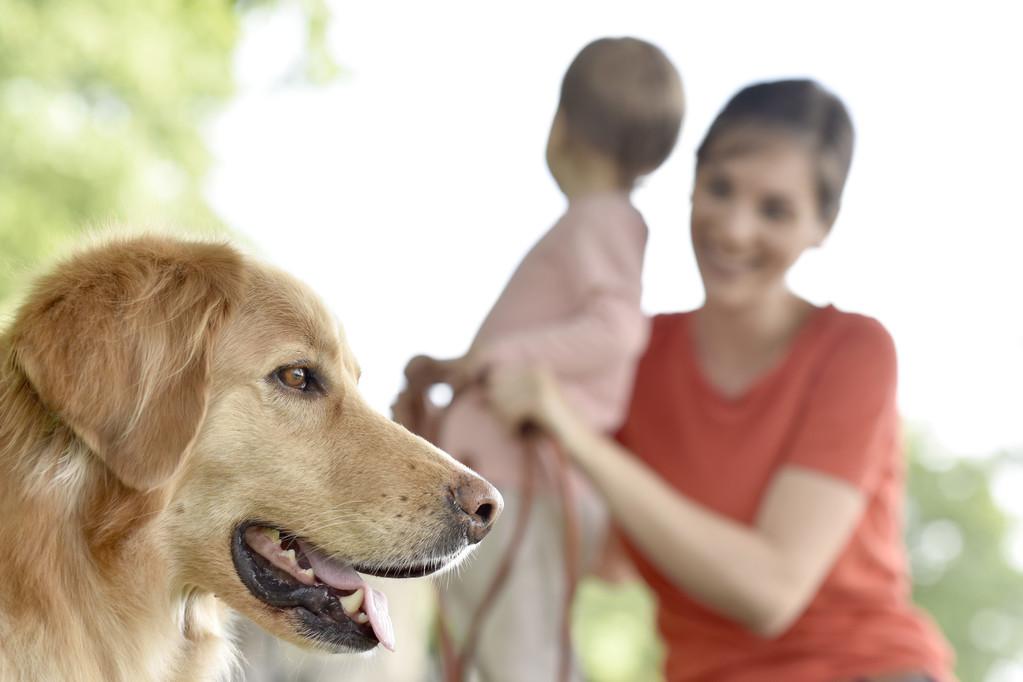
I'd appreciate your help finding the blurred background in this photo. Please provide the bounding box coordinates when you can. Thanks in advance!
[1,1,1021,681]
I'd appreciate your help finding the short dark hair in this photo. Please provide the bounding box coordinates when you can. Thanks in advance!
[697,79,854,223]
[559,37,684,187]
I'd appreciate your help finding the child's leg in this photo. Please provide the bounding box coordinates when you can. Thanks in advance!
[439,481,608,682]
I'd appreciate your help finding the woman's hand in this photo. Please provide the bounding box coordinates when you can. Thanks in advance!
[486,366,568,435]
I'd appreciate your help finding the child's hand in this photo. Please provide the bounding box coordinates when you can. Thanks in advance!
[394,355,445,439]
[403,354,447,389]
[403,352,488,393]
[394,352,489,438]
[443,350,489,394]
[391,383,440,441]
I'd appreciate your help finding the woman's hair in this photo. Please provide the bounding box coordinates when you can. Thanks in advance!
[559,37,685,187]
[697,79,854,223]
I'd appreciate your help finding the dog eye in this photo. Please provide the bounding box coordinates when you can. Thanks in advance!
[277,367,309,391]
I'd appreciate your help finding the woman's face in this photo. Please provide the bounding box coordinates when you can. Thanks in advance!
[690,128,829,310]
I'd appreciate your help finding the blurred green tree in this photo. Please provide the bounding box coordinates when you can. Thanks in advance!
[0,0,335,307]
[907,443,1023,682]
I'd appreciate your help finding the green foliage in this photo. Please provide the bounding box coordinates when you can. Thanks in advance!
[574,579,663,682]
[0,0,337,308]
[0,0,233,304]
[907,444,1023,682]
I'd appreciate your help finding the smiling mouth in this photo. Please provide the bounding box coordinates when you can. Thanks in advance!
[700,248,757,276]
[230,521,453,652]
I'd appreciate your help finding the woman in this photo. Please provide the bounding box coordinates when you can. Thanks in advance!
[488,80,953,682]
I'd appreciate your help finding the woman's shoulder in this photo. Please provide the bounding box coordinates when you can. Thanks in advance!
[651,310,694,323]
[641,306,896,373]
[810,306,898,379]
[648,310,693,339]
[819,306,895,355]
[636,311,695,363]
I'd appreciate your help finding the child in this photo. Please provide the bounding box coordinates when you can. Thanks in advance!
[393,37,684,681]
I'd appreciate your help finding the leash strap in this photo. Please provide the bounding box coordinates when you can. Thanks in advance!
[437,424,580,682]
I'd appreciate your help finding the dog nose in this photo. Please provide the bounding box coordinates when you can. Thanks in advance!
[451,474,503,544]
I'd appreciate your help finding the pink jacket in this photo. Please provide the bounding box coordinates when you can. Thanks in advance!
[438,191,650,490]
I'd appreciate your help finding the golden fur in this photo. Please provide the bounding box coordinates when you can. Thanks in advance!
[0,236,501,681]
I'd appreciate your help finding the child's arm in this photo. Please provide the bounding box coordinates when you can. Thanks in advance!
[475,210,648,377]
[393,352,488,439]
[401,353,485,394]
[475,294,647,377]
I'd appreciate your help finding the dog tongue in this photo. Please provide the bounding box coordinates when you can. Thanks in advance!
[297,541,395,651]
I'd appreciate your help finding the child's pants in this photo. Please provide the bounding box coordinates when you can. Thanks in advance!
[438,481,609,682]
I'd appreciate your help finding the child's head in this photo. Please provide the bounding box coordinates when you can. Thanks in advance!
[548,37,684,193]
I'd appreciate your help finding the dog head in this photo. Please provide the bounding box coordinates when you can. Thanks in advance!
[10,235,502,653]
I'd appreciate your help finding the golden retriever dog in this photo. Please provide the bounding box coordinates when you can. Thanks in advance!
[0,235,503,682]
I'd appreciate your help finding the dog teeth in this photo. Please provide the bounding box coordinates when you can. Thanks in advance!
[281,549,297,563]
[300,568,315,581]
[261,527,281,545]
[354,612,369,624]
[339,588,364,615]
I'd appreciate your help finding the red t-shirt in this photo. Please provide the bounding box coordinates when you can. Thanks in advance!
[615,306,953,682]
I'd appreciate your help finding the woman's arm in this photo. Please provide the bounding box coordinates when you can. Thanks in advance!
[488,368,866,637]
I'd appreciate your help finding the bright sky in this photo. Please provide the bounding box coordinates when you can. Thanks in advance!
[207,0,1022,459]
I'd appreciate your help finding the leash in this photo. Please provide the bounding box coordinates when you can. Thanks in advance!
[436,422,581,682]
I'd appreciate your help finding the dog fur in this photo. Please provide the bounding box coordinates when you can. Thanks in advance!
[0,235,501,681]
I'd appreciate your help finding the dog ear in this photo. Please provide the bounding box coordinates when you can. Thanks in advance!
[11,238,246,491]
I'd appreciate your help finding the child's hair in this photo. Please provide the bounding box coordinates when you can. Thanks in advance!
[558,37,684,187]
[697,79,854,223]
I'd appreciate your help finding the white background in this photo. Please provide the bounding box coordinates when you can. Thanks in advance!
[208,0,1023,461]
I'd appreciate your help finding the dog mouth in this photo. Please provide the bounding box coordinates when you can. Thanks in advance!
[231,522,452,652]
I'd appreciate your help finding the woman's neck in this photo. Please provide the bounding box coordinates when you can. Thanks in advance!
[701,290,809,342]
[692,290,815,397]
